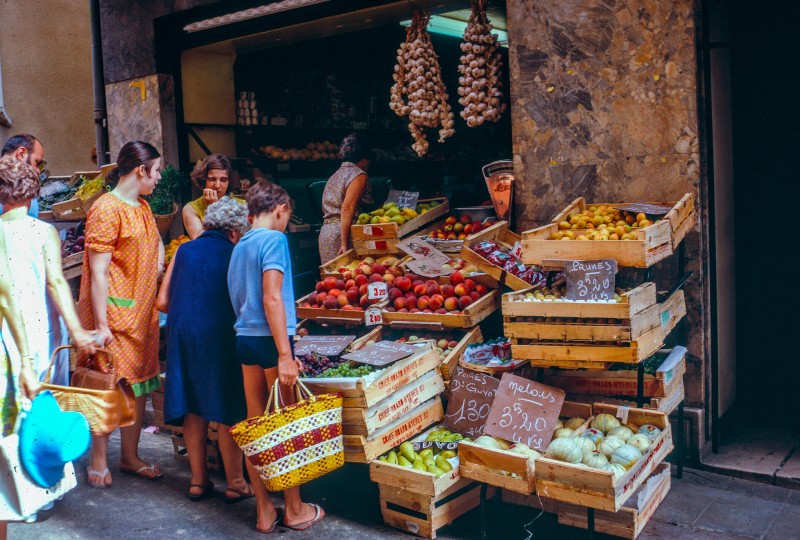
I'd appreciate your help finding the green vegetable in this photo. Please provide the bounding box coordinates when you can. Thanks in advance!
[144,165,187,215]
[318,363,373,378]
[39,186,78,210]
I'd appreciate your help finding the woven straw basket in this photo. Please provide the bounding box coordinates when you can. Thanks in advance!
[231,380,344,492]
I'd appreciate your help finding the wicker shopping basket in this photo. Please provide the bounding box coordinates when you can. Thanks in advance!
[230,380,344,492]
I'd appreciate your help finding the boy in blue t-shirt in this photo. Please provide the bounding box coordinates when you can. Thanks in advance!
[227,180,325,533]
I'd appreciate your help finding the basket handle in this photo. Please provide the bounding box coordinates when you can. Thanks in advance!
[265,379,315,414]
[44,344,117,384]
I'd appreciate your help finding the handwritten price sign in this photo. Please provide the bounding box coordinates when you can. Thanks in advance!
[564,259,617,302]
[443,367,500,437]
[365,307,383,326]
[368,281,388,300]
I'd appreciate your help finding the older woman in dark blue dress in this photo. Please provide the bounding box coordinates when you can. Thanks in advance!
[156,197,252,502]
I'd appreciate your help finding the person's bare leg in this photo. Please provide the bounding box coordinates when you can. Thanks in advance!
[1,520,8,540]
[242,364,279,531]
[262,367,321,527]
[218,424,249,496]
[87,434,112,486]
[119,394,161,477]
[183,413,209,494]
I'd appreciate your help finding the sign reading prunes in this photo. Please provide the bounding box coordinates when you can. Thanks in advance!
[564,259,617,302]
[294,335,355,357]
[443,367,500,437]
[484,374,566,451]
[386,189,420,210]
[340,340,420,367]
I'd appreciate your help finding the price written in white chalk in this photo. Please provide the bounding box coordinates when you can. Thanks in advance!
[365,307,383,326]
[368,281,388,300]
[443,367,500,438]
[564,259,617,302]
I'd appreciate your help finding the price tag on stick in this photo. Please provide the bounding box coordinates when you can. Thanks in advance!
[443,367,501,437]
[484,374,566,452]
[365,307,383,326]
[368,281,388,300]
[564,259,617,302]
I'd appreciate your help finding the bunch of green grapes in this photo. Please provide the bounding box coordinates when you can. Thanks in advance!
[319,364,374,378]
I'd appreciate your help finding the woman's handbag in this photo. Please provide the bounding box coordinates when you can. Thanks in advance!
[40,345,136,435]
[230,380,344,492]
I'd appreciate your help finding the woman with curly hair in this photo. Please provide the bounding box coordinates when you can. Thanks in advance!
[182,154,244,240]
[156,197,251,502]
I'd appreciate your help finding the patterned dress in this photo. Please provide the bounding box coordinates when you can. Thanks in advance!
[318,162,372,264]
[77,192,161,395]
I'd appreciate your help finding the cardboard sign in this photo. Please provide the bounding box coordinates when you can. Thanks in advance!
[405,258,449,277]
[294,335,355,357]
[443,367,501,437]
[341,340,420,367]
[484,374,566,452]
[564,259,618,302]
[397,239,451,265]
[386,189,420,210]
[368,281,388,300]
[365,307,383,326]
[613,203,673,216]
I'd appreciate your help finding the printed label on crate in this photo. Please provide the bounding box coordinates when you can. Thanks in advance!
[341,340,418,367]
[411,440,458,452]
[374,373,441,424]
[660,309,671,330]
[443,366,500,438]
[368,281,388,300]
[484,374,565,452]
[564,259,618,301]
[386,189,420,209]
[362,226,385,238]
[613,203,673,216]
[365,240,389,251]
[380,403,436,445]
[397,239,451,265]
[365,307,383,326]
[294,335,355,357]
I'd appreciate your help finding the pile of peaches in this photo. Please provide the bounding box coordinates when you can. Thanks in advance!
[384,271,489,315]
[300,261,399,311]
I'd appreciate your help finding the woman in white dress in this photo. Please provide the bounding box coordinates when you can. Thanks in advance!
[0,157,96,383]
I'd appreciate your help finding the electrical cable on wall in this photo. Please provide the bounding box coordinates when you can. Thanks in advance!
[0,55,12,127]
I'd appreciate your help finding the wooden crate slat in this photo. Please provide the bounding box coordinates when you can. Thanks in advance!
[382,290,500,329]
[502,283,657,320]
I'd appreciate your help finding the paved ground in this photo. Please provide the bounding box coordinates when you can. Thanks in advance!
[8,429,800,539]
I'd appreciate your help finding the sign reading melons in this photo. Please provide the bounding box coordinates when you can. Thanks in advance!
[484,374,565,451]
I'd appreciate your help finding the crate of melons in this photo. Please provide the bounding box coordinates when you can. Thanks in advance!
[457,401,592,495]
[381,271,500,329]
[520,194,695,268]
[534,403,673,512]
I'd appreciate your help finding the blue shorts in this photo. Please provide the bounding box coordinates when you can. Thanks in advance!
[236,335,294,369]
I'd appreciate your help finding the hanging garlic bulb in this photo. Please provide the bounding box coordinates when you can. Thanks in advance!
[389,9,455,156]
[457,0,507,126]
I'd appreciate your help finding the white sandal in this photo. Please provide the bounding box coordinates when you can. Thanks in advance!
[87,467,111,488]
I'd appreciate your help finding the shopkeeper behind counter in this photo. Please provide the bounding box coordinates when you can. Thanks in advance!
[318,133,373,263]
[183,154,245,239]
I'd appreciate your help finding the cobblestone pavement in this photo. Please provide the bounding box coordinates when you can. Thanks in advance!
[8,429,800,539]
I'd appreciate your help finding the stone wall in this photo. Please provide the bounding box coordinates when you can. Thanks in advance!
[506,0,707,409]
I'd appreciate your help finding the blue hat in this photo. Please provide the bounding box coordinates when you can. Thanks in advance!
[19,390,90,488]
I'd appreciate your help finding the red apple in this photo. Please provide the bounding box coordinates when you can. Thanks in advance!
[446,232,457,240]
[470,222,483,234]
[458,296,473,310]
[459,214,472,225]
[445,216,457,226]
[441,284,455,298]
[448,340,458,348]
[444,297,459,311]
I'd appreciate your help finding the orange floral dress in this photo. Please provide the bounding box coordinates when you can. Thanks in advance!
[78,193,161,394]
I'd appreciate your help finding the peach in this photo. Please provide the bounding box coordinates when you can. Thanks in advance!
[341,304,355,311]
[423,309,433,313]
[369,273,384,283]
[406,296,417,310]
[441,284,455,298]
[395,277,412,292]
[337,295,349,307]
[323,296,339,310]
[414,284,428,297]
[459,214,472,225]
[410,308,421,313]
[358,264,372,275]
[346,287,360,303]
[336,279,346,290]
[388,287,403,301]
[342,270,353,280]
[360,294,370,308]
[316,292,327,305]
[425,279,438,286]
[384,306,396,312]
[434,308,448,314]
[308,292,318,305]
[354,274,369,287]
[471,222,483,234]
[315,281,326,293]
[405,273,419,283]
[464,279,476,292]
[383,273,395,283]
[359,284,368,297]
[475,284,487,295]
[345,279,356,290]
[394,297,406,310]
[299,302,310,308]
[397,308,409,313]
[469,291,481,301]
[371,263,386,275]
[429,294,444,310]
[444,297,459,311]
[328,288,341,297]
[448,340,458,349]
[323,277,338,291]
[454,284,468,297]
[427,283,441,296]
[449,271,465,286]
[458,296,473,310]
[417,296,430,310]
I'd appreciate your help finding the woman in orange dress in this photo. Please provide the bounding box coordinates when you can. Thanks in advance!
[78,141,165,488]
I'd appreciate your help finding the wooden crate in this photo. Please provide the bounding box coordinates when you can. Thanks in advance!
[62,251,84,280]
[319,250,410,279]
[50,164,116,220]
[382,290,500,330]
[500,489,560,513]
[344,397,444,463]
[457,402,592,495]
[296,293,384,325]
[378,478,494,539]
[535,404,673,512]
[569,383,686,415]
[543,347,687,398]
[352,198,450,255]
[520,194,695,268]
[557,463,671,539]
[460,221,532,291]
[171,433,222,471]
[502,282,657,320]
[301,343,440,408]
[294,320,380,348]
[342,370,445,437]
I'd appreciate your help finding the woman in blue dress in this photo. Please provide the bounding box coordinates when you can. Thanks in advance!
[156,196,252,502]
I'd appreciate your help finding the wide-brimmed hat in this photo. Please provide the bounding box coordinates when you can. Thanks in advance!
[19,390,90,488]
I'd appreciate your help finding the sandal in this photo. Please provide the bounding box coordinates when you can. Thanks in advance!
[224,483,255,504]
[87,467,111,488]
[188,480,215,502]
[283,503,325,531]
[120,463,164,481]
[256,507,284,534]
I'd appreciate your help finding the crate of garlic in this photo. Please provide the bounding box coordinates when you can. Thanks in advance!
[534,404,673,512]
[457,401,592,495]
[520,194,695,268]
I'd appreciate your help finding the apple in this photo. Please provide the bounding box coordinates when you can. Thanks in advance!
[444,297,459,311]
[448,340,458,348]
[460,214,472,225]
[297,327,309,337]
[429,294,444,310]
[458,296,473,310]
[444,224,454,233]
[471,222,483,234]
[445,216,457,226]
[441,284,455,298]
[457,233,466,240]
[446,232,457,240]
[464,224,472,235]
[454,284,468,297]
[453,222,464,233]
[414,284,428,297]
